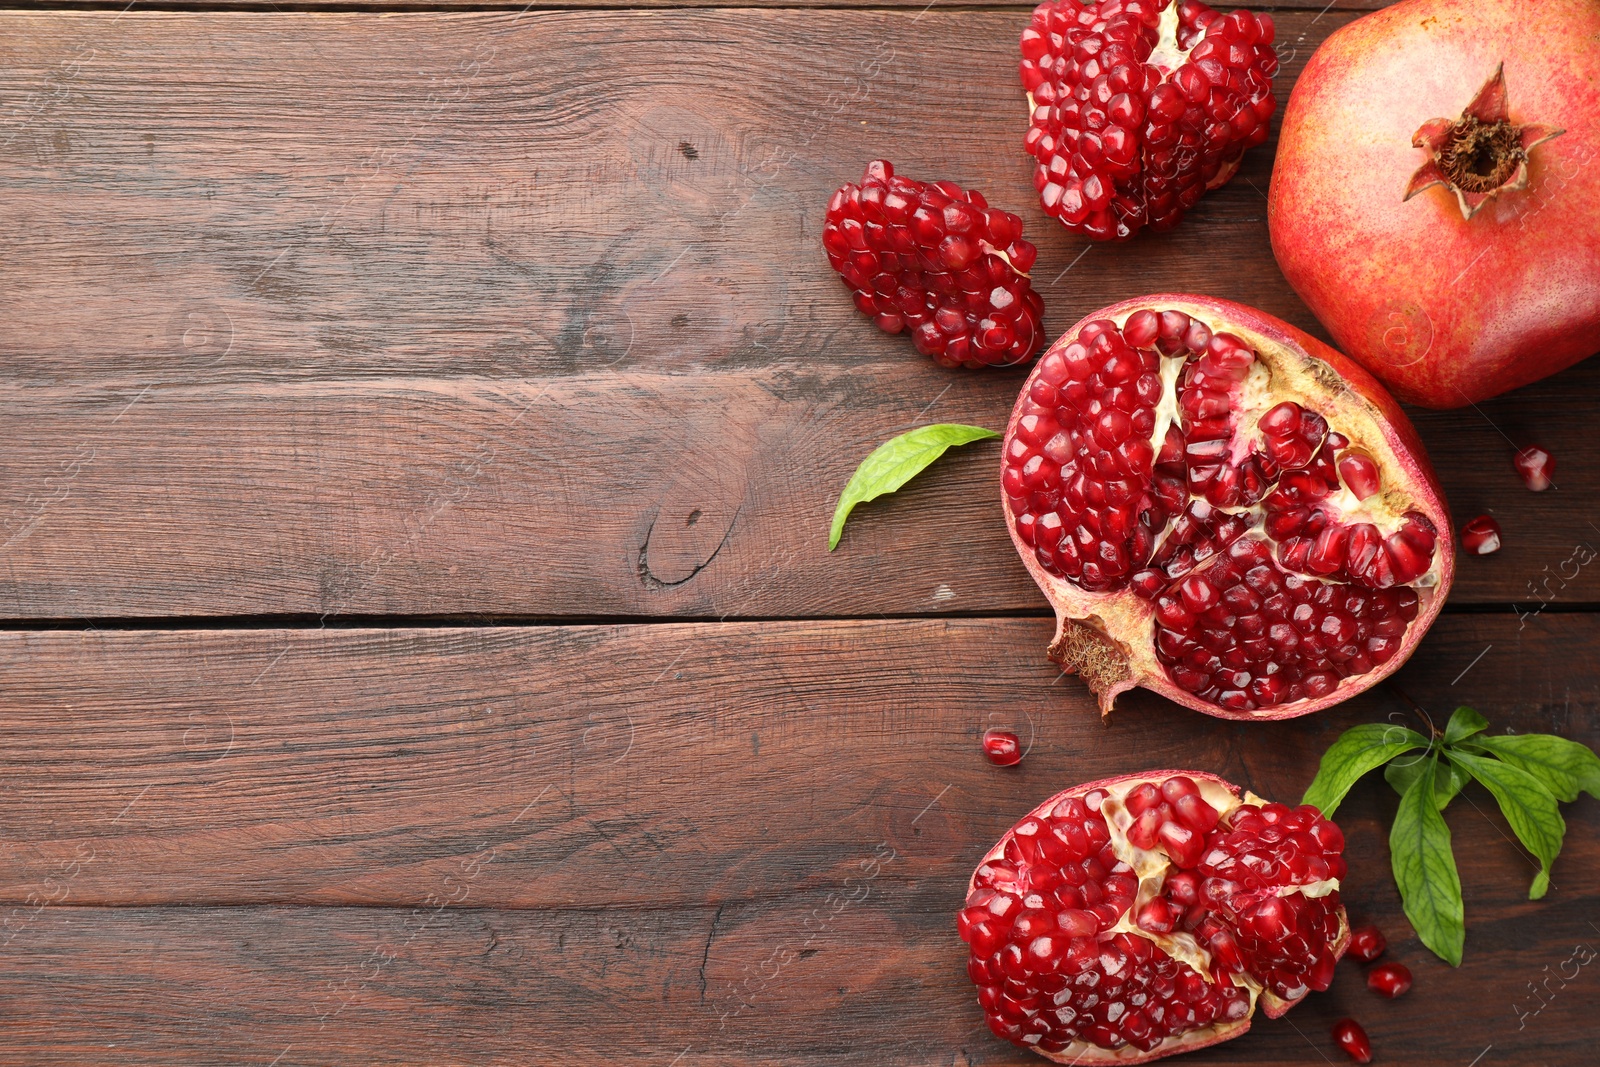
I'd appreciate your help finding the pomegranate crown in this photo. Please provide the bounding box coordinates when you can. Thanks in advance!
[1403,64,1565,220]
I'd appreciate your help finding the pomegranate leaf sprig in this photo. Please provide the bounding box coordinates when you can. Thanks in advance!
[1302,708,1600,966]
[828,424,998,550]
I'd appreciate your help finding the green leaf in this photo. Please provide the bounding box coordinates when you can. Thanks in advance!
[827,424,1000,551]
[1447,749,1565,900]
[1444,706,1489,745]
[1302,723,1430,818]
[1385,754,1466,809]
[1390,756,1465,966]
[1467,733,1600,804]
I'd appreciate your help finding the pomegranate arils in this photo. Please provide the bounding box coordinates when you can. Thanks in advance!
[1332,1018,1373,1064]
[1021,0,1279,240]
[1367,961,1412,998]
[963,773,1348,1061]
[1004,300,1449,719]
[823,160,1045,369]
[1513,445,1555,491]
[1460,515,1502,555]
[1345,924,1386,963]
[984,729,1025,766]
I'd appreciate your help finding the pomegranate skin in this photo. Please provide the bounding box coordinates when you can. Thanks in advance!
[1002,294,1455,721]
[1269,0,1600,409]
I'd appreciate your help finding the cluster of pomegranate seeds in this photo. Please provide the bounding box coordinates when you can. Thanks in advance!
[1345,924,1386,963]
[1333,1018,1373,1064]
[1020,0,1278,239]
[960,776,1345,1057]
[1460,515,1502,555]
[1003,307,1438,711]
[1366,960,1412,998]
[1152,537,1421,711]
[1513,445,1555,491]
[1137,790,1346,1002]
[983,729,1025,766]
[822,160,1046,368]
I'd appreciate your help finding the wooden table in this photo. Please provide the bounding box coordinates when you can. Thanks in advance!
[1,2,1595,1063]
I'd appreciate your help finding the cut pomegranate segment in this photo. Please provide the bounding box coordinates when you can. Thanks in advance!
[985,729,1025,767]
[823,160,1046,369]
[1020,0,1279,240]
[1460,515,1502,556]
[1512,446,1555,492]
[961,771,1348,1063]
[1002,295,1454,720]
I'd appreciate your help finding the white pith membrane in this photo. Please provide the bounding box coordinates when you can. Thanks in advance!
[964,774,1349,1064]
[1007,303,1449,718]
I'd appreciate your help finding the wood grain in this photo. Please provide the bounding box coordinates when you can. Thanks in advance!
[1,615,1592,907]
[5,9,1592,618]
[0,615,1594,1065]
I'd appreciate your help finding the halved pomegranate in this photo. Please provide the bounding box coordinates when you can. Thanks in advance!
[1002,295,1453,719]
[960,771,1348,1062]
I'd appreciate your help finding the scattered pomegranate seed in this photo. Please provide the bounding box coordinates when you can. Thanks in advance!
[1513,445,1555,491]
[1346,924,1386,963]
[822,160,1045,369]
[982,729,1023,766]
[1459,515,1502,555]
[1367,960,1412,998]
[1020,0,1280,239]
[1332,1018,1373,1064]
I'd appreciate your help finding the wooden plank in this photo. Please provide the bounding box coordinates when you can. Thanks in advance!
[0,614,1593,906]
[0,892,1592,1067]
[2,9,1595,619]
[0,613,1595,1064]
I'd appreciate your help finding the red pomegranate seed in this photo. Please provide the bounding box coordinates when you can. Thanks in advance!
[822,160,1045,369]
[982,729,1023,766]
[1338,452,1382,500]
[1460,515,1502,555]
[1512,445,1555,491]
[1020,0,1279,239]
[1332,1018,1373,1063]
[1367,961,1412,998]
[1346,923,1386,962]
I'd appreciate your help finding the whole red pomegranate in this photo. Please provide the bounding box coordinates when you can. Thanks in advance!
[1002,295,1453,720]
[1269,0,1600,408]
[960,771,1349,1062]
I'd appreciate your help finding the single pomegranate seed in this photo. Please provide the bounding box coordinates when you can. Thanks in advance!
[823,160,1045,369]
[1338,452,1382,500]
[1460,515,1502,555]
[1512,445,1555,491]
[1332,1018,1373,1064]
[1346,924,1386,962]
[1367,961,1412,998]
[982,729,1023,767]
[1021,0,1279,239]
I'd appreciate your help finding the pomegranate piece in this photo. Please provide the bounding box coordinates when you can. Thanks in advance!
[1332,1018,1373,1064]
[1346,924,1386,963]
[1366,961,1412,998]
[961,771,1350,1063]
[984,729,1025,767]
[1512,446,1555,492]
[1270,1,1600,408]
[822,160,1046,369]
[1021,0,1279,240]
[1460,515,1502,556]
[1002,295,1454,720]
